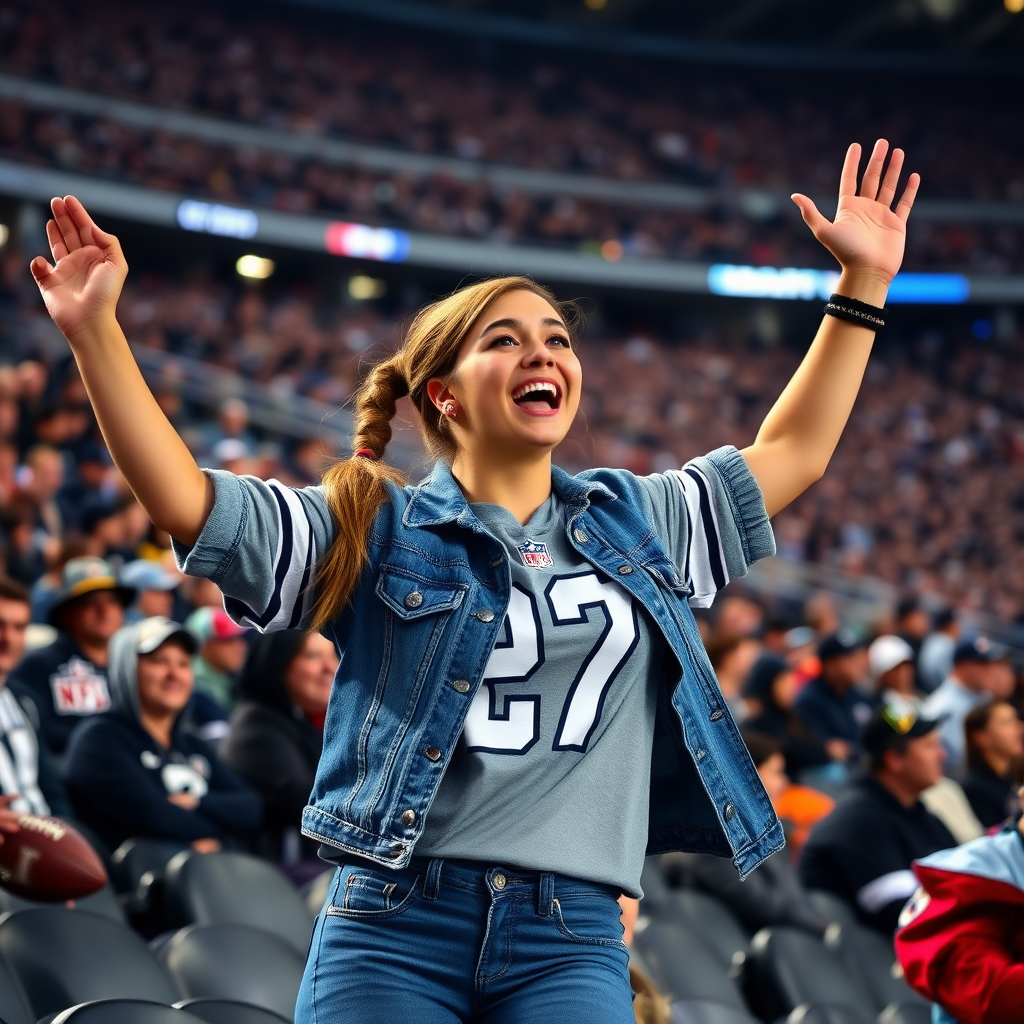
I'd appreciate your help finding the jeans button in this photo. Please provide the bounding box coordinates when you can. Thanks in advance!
[451,679,471,693]
[401,809,417,828]
[493,872,507,890]
[724,802,735,822]
[404,591,423,609]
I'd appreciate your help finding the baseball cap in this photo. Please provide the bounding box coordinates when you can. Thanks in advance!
[953,636,999,664]
[49,556,136,625]
[868,635,915,678]
[818,628,865,662]
[119,560,180,593]
[184,607,248,642]
[135,616,199,655]
[861,697,940,756]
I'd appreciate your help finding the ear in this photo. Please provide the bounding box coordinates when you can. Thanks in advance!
[425,379,451,411]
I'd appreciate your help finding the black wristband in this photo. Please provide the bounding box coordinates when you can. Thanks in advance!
[824,293,886,330]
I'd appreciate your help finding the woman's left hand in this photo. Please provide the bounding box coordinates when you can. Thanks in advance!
[791,139,919,287]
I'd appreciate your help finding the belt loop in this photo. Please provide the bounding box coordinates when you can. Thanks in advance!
[422,858,444,901]
[537,872,555,916]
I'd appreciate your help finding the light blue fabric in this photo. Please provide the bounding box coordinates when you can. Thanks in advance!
[921,676,989,776]
[174,446,782,878]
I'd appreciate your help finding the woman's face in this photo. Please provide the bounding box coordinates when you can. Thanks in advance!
[756,752,790,806]
[980,702,1024,762]
[433,289,582,459]
[771,669,799,709]
[284,633,338,715]
[137,639,194,719]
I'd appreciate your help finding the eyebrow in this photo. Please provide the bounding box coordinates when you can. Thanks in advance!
[480,316,568,334]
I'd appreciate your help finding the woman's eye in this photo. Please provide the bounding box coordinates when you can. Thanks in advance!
[548,335,570,348]
[492,335,517,347]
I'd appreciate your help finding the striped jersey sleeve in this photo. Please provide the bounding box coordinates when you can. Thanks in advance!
[171,469,336,632]
[638,445,775,608]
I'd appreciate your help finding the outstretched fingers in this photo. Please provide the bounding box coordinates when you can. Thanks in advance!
[791,193,830,237]
[45,219,68,263]
[858,139,890,201]
[50,197,83,253]
[895,172,921,223]
[876,148,905,209]
[29,255,53,285]
[838,142,861,199]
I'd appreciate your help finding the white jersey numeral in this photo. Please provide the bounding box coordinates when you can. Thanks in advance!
[463,572,639,755]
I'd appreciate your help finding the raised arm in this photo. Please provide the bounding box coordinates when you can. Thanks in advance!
[741,140,920,518]
[30,196,213,546]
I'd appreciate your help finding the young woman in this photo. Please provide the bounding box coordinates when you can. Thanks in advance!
[32,140,917,1023]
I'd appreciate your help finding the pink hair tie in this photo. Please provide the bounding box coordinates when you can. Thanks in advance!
[353,449,378,460]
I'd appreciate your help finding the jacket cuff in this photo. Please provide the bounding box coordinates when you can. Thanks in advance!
[703,445,776,567]
[171,469,248,584]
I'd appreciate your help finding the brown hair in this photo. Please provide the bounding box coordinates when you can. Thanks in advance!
[965,700,1015,773]
[628,965,672,1024]
[0,575,29,605]
[310,276,572,631]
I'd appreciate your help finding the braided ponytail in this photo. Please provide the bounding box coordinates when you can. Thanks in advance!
[310,275,571,630]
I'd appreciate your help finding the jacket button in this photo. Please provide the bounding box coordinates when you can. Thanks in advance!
[424,746,442,762]
[451,679,471,693]
[617,565,633,575]
[574,529,589,543]
[474,609,495,623]
[724,802,735,822]
[404,591,423,609]
[709,709,724,722]
[493,872,507,890]
[401,809,417,828]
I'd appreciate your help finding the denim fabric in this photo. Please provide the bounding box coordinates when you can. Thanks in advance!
[295,858,633,1024]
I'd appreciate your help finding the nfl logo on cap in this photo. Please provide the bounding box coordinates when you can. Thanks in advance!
[517,539,553,570]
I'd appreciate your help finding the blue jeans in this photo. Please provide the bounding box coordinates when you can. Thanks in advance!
[296,857,634,1024]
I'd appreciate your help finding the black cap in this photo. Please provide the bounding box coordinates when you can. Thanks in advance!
[861,700,940,757]
[817,628,865,662]
[953,636,1003,664]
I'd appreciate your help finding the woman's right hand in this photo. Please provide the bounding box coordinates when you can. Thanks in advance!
[29,195,127,342]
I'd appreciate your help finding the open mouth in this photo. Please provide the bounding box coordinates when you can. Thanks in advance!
[511,379,562,415]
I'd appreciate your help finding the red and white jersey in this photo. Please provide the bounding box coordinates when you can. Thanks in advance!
[895,829,1024,1024]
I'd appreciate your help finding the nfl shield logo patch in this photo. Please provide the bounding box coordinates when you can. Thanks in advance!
[517,539,553,569]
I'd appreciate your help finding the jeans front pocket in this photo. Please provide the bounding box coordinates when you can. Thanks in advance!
[326,862,421,920]
[552,892,628,949]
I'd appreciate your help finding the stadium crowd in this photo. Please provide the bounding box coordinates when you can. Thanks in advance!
[0,3,1018,272]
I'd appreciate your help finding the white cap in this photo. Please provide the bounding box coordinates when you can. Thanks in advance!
[868,635,915,678]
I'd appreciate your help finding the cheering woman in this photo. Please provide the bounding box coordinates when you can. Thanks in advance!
[32,140,916,1023]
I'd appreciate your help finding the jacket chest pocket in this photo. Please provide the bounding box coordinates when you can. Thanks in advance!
[375,569,468,621]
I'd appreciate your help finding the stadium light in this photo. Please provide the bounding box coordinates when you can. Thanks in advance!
[236,255,275,280]
[349,275,387,300]
[1006,0,1024,12]
[585,0,609,9]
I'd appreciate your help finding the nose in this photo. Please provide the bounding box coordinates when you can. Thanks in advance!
[520,334,554,367]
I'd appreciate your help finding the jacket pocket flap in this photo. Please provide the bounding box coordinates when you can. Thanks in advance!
[376,570,467,620]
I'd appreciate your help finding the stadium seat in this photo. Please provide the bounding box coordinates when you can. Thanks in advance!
[0,884,125,924]
[640,856,672,910]
[659,890,750,968]
[108,839,190,895]
[632,920,750,1011]
[163,852,314,956]
[785,1007,870,1024]
[39,1001,203,1024]
[745,927,877,1024]
[299,870,333,917]
[805,891,859,930]
[826,923,928,1013]
[0,954,34,1024]
[0,909,177,1021]
[876,1005,932,1024]
[670,999,760,1024]
[174,999,291,1024]
[157,923,304,1022]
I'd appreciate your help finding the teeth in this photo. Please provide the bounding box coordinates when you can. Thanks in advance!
[512,382,558,401]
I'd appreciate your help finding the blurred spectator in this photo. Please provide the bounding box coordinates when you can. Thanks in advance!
[895,597,931,658]
[741,653,840,780]
[62,617,261,853]
[704,632,760,723]
[222,630,336,878]
[794,631,873,755]
[183,607,249,715]
[0,576,69,817]
[119,559,180,623]
[922,636,997,777]
[962,701,1024,829]
[800,703,955,934]
[9,556,133,756]
[678,731,832,937]
[896,812,1024,1024]
[918,609,960,695]
[868,635,920,707]
[617,896,672,1024]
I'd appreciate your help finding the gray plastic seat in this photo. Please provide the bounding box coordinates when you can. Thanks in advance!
[661,890,750,968]
[786,1007,870,1024]
[805,890,859,930]
[671,999,760,1024]
[747,928,875,1024]
[299,870,333,917]
[640,856,672,910]
[164,852,314,956]
[633,921,749,1010]
[0,908,177,1021]
[0,954,32,1024]
[40,1002,203,1024]
[876,1004,932,1024]
[109,839,190,895]
[157,924,304,1022]
[826,923,927,1013]
[175,999,291,1024]
[0,884,125,924]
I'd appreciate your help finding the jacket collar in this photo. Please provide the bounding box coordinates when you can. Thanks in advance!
[403,460,615,530]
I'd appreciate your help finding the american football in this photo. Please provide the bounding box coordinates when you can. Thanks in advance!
[0,816,107,902]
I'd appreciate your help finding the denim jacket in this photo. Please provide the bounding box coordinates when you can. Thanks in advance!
[176,447,784,879]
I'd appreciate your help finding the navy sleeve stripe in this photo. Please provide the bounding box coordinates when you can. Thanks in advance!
[683,466,727,593]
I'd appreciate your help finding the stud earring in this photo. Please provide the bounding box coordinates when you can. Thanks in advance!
[442,401,456,417]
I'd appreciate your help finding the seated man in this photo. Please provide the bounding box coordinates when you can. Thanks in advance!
[62,617,262,854]
[800,700,956,933]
